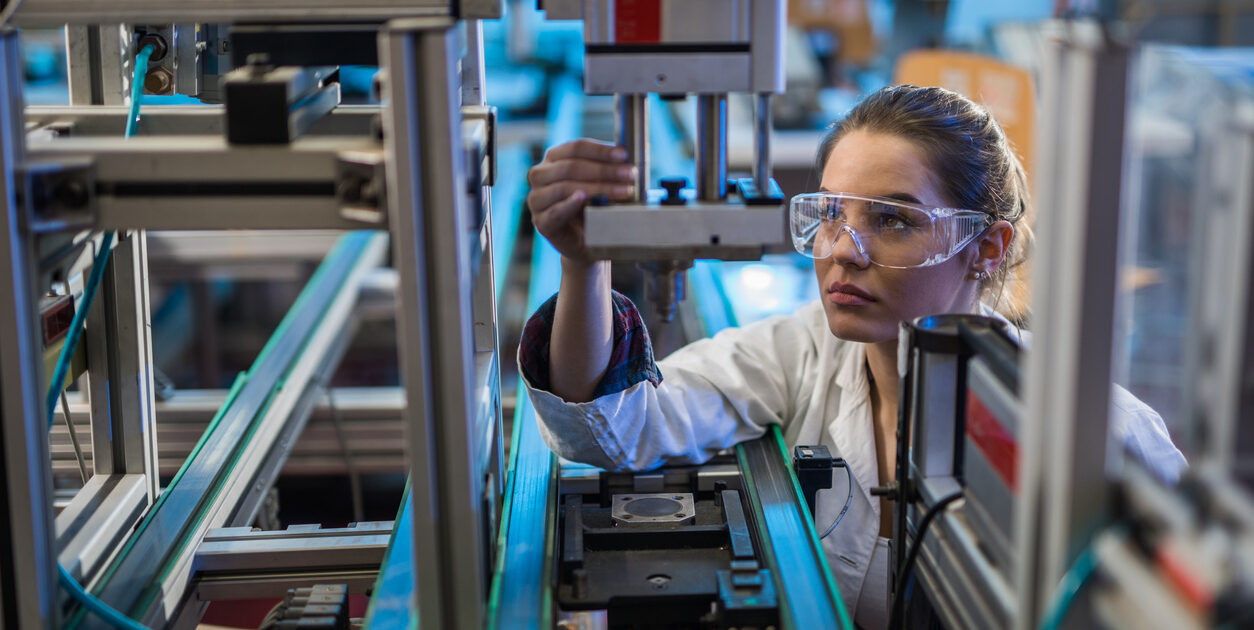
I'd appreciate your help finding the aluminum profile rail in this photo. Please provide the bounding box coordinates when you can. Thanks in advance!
[3,1,501,28]
[737,427,852,629]
[66,231,386,629]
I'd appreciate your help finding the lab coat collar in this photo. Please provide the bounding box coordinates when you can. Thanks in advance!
[826,339,881,515]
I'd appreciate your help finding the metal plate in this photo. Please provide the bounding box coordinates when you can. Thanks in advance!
[611,493,696,525]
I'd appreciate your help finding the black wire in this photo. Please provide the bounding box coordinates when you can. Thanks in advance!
[888,491,963,630]
[819,459,853,539]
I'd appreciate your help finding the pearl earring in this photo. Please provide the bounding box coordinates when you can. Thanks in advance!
[971,270,989,281]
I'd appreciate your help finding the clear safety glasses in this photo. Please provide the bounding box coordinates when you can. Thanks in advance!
[790,192,995,269]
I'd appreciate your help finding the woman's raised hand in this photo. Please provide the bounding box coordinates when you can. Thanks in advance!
[525,139,638,264]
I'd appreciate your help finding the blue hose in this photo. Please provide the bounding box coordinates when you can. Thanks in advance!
[58,566,149,630]
[44,231,113,428]
[125,45,155,138]
[1038,541,1100,630]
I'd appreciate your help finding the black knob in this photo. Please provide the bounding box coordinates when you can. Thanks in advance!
[660,177,687,206]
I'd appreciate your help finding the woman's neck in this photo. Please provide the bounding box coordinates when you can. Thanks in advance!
[865,338,899,413]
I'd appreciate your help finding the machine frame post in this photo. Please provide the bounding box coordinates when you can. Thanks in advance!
[0,27,58,629]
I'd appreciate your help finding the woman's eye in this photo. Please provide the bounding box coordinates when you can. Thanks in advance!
[875,212,910,230]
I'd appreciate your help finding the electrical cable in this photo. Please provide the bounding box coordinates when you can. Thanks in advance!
[324,384,365,523]
[59,390,89,484]
[1038,539,1100,630]
[819,459,853,540]
[125,44,155,137]
[887,491,963,630]
[44,230,114,428]
[50,43,158,630]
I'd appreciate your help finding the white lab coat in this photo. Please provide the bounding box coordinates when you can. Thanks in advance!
[522,299,1186,623]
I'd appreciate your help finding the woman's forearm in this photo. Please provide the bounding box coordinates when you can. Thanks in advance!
[549,257,614,403]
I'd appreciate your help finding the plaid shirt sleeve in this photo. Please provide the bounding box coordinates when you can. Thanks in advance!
[518,290,663,398]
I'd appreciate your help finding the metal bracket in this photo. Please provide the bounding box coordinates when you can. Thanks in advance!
[463,104,496,188]
[336,151,388,225]
[18,158,97,233]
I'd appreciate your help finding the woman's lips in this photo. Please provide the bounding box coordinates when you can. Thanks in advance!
[827,281,875,306]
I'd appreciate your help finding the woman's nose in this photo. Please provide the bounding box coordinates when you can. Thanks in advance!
[828,225,871,267]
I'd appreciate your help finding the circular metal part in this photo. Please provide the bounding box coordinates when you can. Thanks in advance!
[144,66,174,95]
[135,33,168,62]
[625,497,681,517]
[611,492,696,526]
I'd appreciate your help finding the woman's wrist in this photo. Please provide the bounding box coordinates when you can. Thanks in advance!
[561,257,610,287]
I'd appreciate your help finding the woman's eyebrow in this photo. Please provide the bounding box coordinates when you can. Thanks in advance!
[816,189,925,204]
[881,192,922,204]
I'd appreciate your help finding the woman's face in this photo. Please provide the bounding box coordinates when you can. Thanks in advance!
[814,130,980,344]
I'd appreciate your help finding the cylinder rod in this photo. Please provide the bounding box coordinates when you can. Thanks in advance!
[696,94,728,201]
[615,93,648,202]
[754,93,772,192]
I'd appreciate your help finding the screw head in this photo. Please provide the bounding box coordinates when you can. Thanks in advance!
[144,66,174,95]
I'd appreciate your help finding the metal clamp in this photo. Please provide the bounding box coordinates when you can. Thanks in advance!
[335,152,387,225]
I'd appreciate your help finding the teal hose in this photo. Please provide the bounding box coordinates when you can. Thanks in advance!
[44,231,113,428]
[125,44,155,138]
[1038,542,1100,630]
[58,566,148,630]
[51,43,158,630]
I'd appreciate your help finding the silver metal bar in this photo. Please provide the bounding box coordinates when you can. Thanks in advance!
[754,93,772,191]
[379,19,447,630]
[1019,21,1128,626]
[412,20,490,630]
[614,94,648,201]
[54,474,148,584]
[9,1,453,27]
[65,25,126,106]
[98,198,373,232]
[0,28,58,629]
[696,93,728,201]
[26,105,378,137]
[52,387,407,479]
[462,20,486,107]
[194,522,391,573]
[83,231,159,500]
[28,135,378,181]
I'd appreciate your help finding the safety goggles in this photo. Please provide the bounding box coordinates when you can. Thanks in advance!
[790,192,995,269]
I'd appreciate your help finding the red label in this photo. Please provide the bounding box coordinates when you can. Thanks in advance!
[966,391,1018,492]
[615,0,662,43]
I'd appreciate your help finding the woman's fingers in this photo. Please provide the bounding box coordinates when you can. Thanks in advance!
[543,138,628,164]
[528,158,636,188]
[527,181,634,214]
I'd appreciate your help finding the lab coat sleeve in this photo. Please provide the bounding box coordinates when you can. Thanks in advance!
[519,292,813,471]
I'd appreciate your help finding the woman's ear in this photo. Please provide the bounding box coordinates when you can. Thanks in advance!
[975,220,1014,275]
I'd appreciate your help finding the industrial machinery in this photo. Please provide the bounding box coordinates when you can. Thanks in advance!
[888,21,1254,630]
[0,1,507,628]
[540,0,788,321]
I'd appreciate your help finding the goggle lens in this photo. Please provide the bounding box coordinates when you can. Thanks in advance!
[790,193,992,268]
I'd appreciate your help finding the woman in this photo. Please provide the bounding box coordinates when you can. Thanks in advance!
[519,85,1184,627]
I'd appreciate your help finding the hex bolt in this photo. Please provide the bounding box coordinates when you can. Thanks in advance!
[135,33,168,62]
[144,65,174,95]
